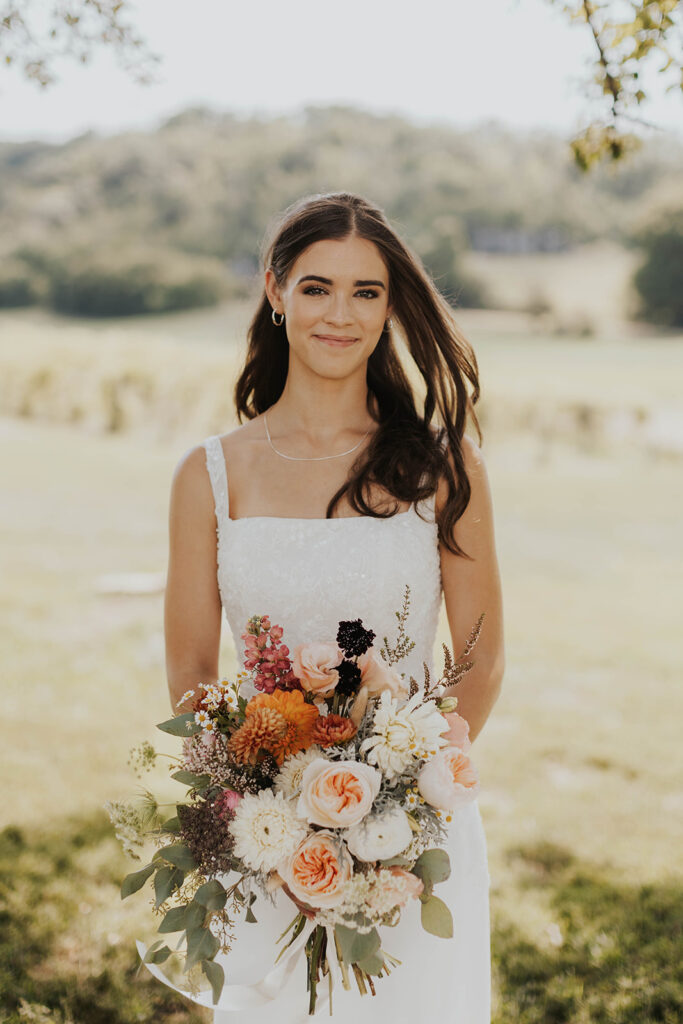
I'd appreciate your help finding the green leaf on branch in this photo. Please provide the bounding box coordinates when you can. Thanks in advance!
[121,861,155,899]
[413,848,451,885]
[334,924,381,964]
[185,900,208,931]
[184,926,220,972]
[154,865,185,907]
[157,712,201,736]
[159,904,189,933]
[379,854,412,867]
[157,843,197,871]
[195,879,227,911]
[357,950,386,975]
[171,769,211,790]
[202,958,225,1004]
[143,940,172,964]
[420,894,454,938]
[161,815,181,833]
[245,891,258,923]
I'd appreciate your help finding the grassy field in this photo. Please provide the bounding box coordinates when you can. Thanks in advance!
[1,298,682,1022]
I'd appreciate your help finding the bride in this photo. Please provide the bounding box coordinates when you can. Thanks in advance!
[163,191,505,1022]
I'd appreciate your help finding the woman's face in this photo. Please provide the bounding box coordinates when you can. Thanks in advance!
[265,234,392,379]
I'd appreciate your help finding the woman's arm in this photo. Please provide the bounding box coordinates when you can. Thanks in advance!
[437,434,505,743]
[164,445,223,713]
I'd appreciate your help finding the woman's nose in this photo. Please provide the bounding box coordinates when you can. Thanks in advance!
[324,292,353,324]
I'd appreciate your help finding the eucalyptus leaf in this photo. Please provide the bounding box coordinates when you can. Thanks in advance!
[185,926,220,972]
[159,904,189,933]
[154,865,185,907]
[413,848,451,885]
[420,894,454,938]
[171,769,211,789]
[201,958,225,1005]
[161,815,181,833]
[195,879,227,911]
[334,924,380,964]
[144,943,172,964]
[185,900,208,931]
[357,950,386,975]
[157,712,201,737]
[120,861,155,899]
[157,843,197,871]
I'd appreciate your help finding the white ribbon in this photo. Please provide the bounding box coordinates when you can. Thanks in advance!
[136,916,317,1011]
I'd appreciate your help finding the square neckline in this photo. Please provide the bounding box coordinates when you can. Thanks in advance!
[203,434,437,531]
[227,507,417,524]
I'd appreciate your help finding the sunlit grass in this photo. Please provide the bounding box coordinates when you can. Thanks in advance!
[1,305,682,1018]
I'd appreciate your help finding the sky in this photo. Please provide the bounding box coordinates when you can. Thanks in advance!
[0,0,681,142]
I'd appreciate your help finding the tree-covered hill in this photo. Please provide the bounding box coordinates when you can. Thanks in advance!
[0,104,681,315]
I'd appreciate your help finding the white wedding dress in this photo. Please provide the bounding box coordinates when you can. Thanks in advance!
[176,435,491,1022]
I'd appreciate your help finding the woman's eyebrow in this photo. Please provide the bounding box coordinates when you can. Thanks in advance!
[296,274,386,289]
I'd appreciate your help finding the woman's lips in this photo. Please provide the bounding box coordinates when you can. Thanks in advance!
[314,334,358,347]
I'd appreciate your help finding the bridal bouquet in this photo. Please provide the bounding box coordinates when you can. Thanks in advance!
[109,585,484,1015]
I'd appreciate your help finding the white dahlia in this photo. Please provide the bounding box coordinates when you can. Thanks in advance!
[360,691,449,778]
[274,747,325,798]
[228,790,308,873]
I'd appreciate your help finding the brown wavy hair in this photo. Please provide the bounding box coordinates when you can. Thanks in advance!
[233,191,482,558]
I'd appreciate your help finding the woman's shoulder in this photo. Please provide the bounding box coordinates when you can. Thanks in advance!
[434,430,485,518]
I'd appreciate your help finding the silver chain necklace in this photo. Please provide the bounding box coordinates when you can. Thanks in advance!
[263,410,373,461]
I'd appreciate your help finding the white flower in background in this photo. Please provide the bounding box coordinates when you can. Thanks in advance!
[176,689,195,708]
[345,807,413,862]
[274,747,325,798]
[228,790,308,873]
[360,692,449,778]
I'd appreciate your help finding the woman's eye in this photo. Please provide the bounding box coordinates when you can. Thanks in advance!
[302,286,379,299]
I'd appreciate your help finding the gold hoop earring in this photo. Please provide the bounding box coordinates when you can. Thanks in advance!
[272,309,285,326]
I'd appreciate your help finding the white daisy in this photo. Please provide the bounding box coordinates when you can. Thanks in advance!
[360,692,448,778]
[274,747,325,798]
[194,709,210,728]
[176,689,195,708]
[228,790,308,873]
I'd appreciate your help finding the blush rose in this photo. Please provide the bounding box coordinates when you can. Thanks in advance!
[440,711,471,752]
[357,647,408,698]
[291,641,344,697]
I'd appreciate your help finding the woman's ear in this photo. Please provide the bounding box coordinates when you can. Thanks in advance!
[264,268,282,312]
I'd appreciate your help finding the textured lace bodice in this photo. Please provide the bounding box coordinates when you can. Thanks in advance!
[202,435,443,696]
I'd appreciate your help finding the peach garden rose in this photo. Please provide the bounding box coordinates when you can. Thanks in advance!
[291,641,344,697]
[279,830,353,909]
[417,746,480,811]
[297,757,381,828]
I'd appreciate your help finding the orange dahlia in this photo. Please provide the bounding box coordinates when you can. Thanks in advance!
[228,689,319,766]
[311,713,357,748]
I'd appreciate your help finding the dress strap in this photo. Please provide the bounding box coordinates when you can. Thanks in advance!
[202,435,230,548]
